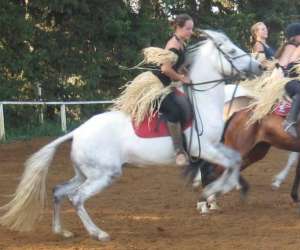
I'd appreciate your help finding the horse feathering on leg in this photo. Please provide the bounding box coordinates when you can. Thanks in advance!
[0,30,261,241]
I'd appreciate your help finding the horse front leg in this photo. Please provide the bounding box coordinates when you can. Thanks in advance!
[272,152,298,189]
[195,142,242,214]
[290,154,300,202]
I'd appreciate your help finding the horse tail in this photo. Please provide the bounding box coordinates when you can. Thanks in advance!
[0,132,74,232]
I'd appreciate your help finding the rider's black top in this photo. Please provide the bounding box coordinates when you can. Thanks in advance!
[256,41,275,60]
[260,42,275,60]
[152,47,185,87]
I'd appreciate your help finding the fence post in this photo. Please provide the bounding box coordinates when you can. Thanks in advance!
[60,104,67,132]
[0,104,5,141]
[37,83,44,124]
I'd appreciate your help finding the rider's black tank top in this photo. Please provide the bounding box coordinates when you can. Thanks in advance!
[258,42,275,60]
[152,47,185,87]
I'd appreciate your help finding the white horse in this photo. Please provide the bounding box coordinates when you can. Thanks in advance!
[0,30,260,241]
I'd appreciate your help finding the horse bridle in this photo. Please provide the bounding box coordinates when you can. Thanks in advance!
[186,30,253,91]
[186,31,254,160]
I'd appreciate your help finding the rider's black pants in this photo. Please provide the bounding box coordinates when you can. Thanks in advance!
[159,92,185,123]
[285,79,300,97]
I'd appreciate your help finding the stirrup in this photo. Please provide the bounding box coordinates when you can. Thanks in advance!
[175,150,189,166]
[283,120,298,137]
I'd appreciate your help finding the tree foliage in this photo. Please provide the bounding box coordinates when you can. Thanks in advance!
[1,0,300,129]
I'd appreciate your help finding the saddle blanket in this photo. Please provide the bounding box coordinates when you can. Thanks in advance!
[133,112,192,138]
[133,89,193,138]
[273,100,291,117]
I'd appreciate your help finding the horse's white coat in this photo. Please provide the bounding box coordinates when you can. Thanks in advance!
[0,30,260,240]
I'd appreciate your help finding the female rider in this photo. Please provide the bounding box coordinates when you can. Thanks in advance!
[275,22,300,137]
[154,14,194,166]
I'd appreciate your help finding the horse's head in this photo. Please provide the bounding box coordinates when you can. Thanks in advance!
[188,29,261,80]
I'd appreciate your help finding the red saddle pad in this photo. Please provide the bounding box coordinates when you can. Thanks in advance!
[133,112,192,138]
[133,89,192,138]
[273,100,291,117]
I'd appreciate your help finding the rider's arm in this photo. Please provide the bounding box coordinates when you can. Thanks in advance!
[252,42,264,54]
[161,38,191,84]
[252,42,265,61]
[161,63,189,83]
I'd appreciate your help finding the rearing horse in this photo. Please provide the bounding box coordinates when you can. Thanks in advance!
[0,30,260,241]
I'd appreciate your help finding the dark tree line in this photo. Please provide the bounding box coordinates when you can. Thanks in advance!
[0,0,300,129]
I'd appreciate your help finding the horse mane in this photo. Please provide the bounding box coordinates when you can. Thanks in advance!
[184,29,230,69]
[184,38,207,67]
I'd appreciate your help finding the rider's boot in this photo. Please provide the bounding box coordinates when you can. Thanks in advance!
[166,121,189,166]
[283,94,300,137]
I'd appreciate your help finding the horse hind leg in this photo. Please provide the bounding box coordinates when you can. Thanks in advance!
[290,154,300,203]
[52,173,84,238]
[68,174,114,241]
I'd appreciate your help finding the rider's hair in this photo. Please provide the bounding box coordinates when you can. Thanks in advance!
[170,14,193,29]
[250,22,265,52]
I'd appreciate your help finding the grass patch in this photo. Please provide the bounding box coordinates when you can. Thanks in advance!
[2,120,83,143]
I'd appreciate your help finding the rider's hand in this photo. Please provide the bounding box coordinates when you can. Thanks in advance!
[180,74,191,84]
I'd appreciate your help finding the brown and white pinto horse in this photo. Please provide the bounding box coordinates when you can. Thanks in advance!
[190,105,300,213]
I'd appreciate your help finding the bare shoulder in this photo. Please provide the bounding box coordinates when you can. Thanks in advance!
[165,37,181,50]
[289,46,300,62]
[285,44,297,53]
[295,46,300,53]
[279,44,297,65]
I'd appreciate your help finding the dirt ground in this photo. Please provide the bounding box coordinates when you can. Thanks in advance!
[1,138,300,250]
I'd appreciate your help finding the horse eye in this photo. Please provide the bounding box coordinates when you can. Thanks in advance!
[229,49,236,55]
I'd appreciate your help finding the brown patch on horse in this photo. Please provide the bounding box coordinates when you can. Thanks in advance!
[221,107,300,202]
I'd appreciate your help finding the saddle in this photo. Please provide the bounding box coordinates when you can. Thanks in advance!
[133,89,193,138]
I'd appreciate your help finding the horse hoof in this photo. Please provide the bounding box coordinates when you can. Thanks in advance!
[271,182,280,190]
[94,232,110,242]
[54,229,74,238]
[62,230,74,238]
[197,201,210,214]
[192,180,201,189]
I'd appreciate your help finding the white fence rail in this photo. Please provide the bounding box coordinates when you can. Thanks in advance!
[0,101,113,141]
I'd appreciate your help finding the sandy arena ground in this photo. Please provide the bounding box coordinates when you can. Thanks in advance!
[1,138,300,250]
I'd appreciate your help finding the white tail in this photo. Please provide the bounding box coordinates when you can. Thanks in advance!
[0,132,73,232]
